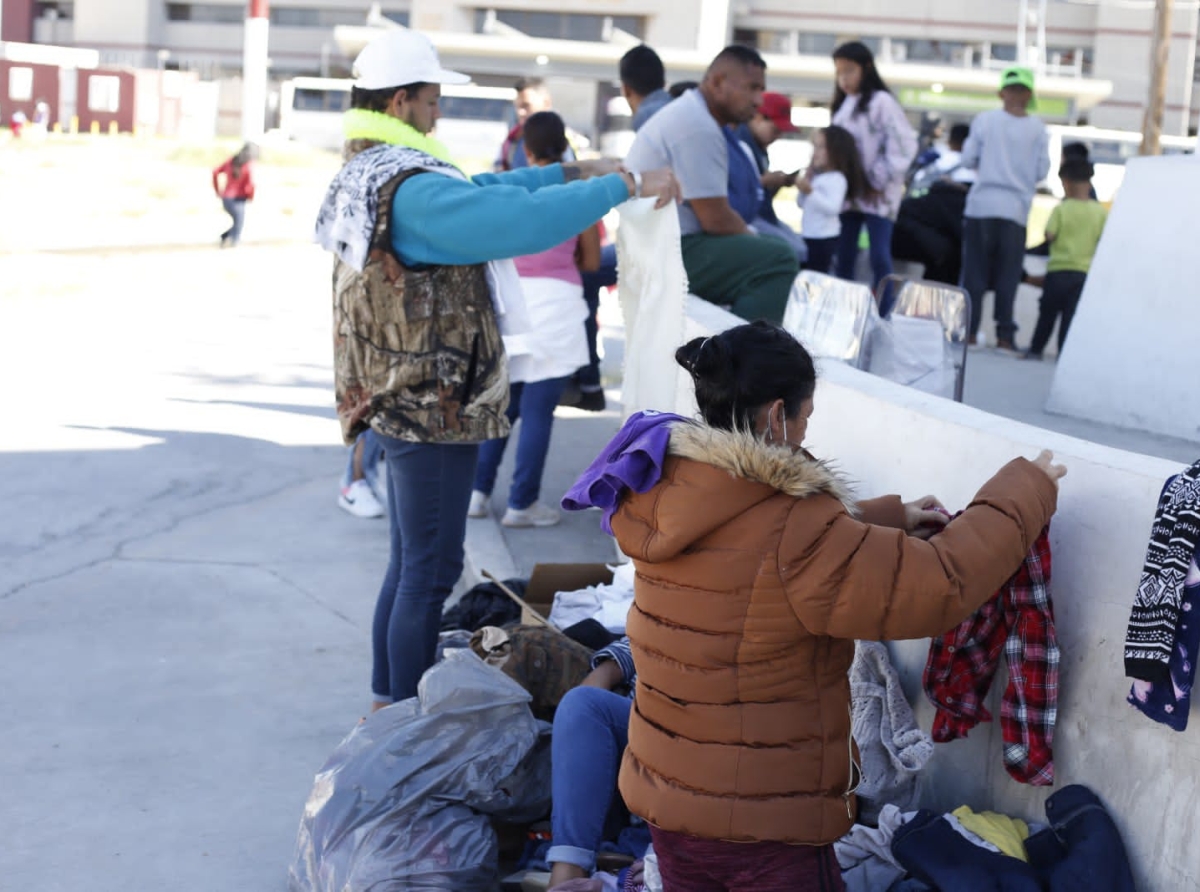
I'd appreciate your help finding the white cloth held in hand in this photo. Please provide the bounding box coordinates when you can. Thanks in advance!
[617,198,688,418]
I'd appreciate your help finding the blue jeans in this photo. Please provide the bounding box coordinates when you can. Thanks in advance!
[372,439,479,702]
[341,428,385,494]
[473,377,570,510]
[835,211,895,287]
[960,216,1027,342]
[547,686,633,871]
[221,197,246,245]
[577,244,617,389]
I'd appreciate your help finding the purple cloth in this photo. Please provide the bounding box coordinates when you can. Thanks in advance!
[562,411,686,534]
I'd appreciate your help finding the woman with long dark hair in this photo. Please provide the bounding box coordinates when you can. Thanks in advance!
[830,42,917,290]
[211,142,257,247]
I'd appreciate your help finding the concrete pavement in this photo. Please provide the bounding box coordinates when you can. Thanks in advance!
[0,238,626,891]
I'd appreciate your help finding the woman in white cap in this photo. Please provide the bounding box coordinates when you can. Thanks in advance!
[315,29,680,711]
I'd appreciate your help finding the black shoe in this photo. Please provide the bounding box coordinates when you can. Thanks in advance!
[576,389,606,412]
[558,381,583,408]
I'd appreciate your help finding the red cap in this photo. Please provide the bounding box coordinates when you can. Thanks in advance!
[758,93,796,132]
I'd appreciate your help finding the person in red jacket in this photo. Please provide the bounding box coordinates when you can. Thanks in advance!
[212,143,257,247]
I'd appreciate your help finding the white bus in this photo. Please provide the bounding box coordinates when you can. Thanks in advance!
[1045,125,1194,202]
[278,76,517,169]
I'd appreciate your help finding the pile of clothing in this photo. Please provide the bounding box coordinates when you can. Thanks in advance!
[548,562,636,635]
[837,785,1135,892]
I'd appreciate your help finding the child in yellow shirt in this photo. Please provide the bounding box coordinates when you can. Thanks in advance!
[1023,157,1108,359]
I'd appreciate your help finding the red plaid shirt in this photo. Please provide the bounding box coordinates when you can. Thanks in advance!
[922,526,1058,785]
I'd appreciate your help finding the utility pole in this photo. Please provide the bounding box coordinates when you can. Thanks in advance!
[1018,0,1029,63]
[242,0,269,142]
[1036,0,1047,71]
[1141,0,1174,155]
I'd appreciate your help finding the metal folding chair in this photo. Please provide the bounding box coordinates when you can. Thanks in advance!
[870,275,972,402]
[781,271,880,370]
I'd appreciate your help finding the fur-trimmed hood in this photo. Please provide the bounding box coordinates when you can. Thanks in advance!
[616,421,859,563]
[669,422,858,509]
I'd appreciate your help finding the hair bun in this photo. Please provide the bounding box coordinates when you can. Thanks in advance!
[675,335,725,378]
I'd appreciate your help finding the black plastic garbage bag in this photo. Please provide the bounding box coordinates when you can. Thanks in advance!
[288,650,549,892]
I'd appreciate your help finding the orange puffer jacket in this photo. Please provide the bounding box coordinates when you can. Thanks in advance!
[611,422,1057,846]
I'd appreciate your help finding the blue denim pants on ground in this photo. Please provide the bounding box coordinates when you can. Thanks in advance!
[835,211,895,289]
[547,686,633,872]
[577,243,617,389]
[341,428,385,495]
[221,197,246,245]
[371,438,479,703]
[473,377,570,510]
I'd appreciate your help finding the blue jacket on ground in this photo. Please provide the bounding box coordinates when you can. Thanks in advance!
[890,784,1135,892]
[1024,785,1136,892]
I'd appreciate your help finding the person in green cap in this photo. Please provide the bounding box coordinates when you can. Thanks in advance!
[959,65,1050,350]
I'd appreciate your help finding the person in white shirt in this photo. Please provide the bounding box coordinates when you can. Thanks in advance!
[797,125,872,274]
[910,123,977,194]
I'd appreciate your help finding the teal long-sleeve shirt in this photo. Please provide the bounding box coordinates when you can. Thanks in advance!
[391,164,630,267]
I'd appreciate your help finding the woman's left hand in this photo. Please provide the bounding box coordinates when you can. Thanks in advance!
[904,495,949,539]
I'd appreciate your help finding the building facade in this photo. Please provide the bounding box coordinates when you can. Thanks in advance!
[8,0,1200,134]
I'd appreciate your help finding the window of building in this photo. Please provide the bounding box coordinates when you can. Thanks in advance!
[474,9,644,42]
[36,1,74,19]
[1045,46,1093,75]
[990,43,1018,63]
[166,3,243,24]
[271,7,374,27]
[893,39,971,65]
[735,29,839,56]
[732,28,757,47]
[8,66,33,101]
[852,36,882,56]
[166,4,397,26]
[797,33,838,55]
[294,87,350,112]
[88,75,122,113]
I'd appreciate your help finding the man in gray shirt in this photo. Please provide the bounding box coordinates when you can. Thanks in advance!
[960,66,1051,350]
[624,45,798,323]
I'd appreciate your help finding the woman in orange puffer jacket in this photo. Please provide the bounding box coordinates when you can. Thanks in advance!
[595,321,1064,891]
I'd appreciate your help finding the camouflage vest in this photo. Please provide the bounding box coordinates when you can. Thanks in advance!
[332,142,510,445]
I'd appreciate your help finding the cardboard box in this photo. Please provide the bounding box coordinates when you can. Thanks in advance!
[484,562,614,627]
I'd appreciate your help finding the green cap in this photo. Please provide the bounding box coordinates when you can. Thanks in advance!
[1000,66,1035,94]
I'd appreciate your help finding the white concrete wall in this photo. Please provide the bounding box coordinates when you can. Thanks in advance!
[1048,156,1200,444]
[667,296,1194,890]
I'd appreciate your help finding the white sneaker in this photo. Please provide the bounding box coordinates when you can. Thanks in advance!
[501,501,560,528]
[467,490,490,518]
[338,479,385,518]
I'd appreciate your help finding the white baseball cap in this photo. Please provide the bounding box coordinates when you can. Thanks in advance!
[352,29,470,90]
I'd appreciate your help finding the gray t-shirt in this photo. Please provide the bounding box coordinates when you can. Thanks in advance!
[962,109,1051,226]
[624,88,726,236]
